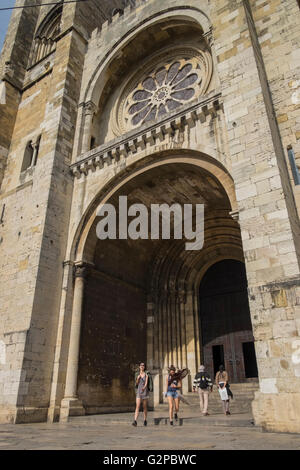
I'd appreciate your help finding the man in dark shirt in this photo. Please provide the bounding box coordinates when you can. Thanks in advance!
[193,365,213,416]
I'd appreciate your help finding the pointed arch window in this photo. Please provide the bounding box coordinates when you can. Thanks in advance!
[30,4,62,67]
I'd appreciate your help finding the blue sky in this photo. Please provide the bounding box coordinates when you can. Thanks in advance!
[0,1,14,52]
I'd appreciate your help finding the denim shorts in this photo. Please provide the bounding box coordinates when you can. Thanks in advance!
[167,390,179,399]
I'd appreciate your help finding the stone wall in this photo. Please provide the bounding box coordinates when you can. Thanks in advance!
[0,0,121,423]
[211,0,300,433]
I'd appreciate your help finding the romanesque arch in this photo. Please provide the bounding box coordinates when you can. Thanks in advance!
[59,152,257,415]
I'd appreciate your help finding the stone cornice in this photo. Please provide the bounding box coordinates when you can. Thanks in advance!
[70,93,222,178]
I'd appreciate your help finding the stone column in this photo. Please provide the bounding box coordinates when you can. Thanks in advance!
[178,290,189,394]
[31,138,40,168]
[193,290,201,369]
[146,295,155,371]
[48,260,74,423]
[167,293,173,366]
[60,262,89,421]
[152,370,162,407]
[175,292,182,368]
[185,289,197,383]
[82,101,97,153]
[161,293,169,370]
[153,292,160,370]
[169,289,178,366]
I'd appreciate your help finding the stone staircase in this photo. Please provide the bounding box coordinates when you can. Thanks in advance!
[68,383,260,428]
[157,382,259,415]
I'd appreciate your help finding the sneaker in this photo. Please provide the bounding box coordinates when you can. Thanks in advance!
[144,420,147,426]
[132,420,137,426]
[170,421,173,426]
[174,413,178,421]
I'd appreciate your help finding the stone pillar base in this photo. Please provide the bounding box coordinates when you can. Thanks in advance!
[47,405,61,423]
[252,391,300,433]
[0,406,52,424]
[60,398,85,422]
[0,406,17,424]
[151,370,162,408]
[182,374,190,394]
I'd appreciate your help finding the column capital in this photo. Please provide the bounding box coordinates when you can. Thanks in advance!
[203,27,214,48]
[178,290,187,304]
[32,138,41,149]
[63,260,74,268]
[229,209,240,224]
[74,262,92,279]
[84,100,98,116]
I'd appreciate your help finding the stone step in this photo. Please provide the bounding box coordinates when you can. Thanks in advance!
[158,386,259,414]
[68,411,257,428]
[185,394,257,402]
[157,403,253,413]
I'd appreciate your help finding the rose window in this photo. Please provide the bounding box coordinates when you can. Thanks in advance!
[126,58,204,127]
[114,49,213,135]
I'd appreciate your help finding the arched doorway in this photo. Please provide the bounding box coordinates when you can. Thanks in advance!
[59,153,256,417]
[74,159,245,413]
[199,259,258,383]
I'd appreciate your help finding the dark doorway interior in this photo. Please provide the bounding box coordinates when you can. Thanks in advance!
[212,345,224,377]
[242,342,258,378]
[199,259,258,383]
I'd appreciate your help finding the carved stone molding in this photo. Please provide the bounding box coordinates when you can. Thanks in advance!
[71,93,222,179]
[203,27,214,48]
[3,61,14,80]
[229,210,240,224]
[84,101,98,116]
[74,262,91,280]
[178,290,187,304]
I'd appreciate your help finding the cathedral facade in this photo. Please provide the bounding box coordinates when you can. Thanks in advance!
[0,0,300,433]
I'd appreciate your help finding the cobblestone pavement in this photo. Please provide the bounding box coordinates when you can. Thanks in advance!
[0,412,299,450]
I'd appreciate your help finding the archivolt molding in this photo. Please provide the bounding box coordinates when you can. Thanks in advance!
[83,5,212,106]
[148,225,243,296]
[70,152,237,263]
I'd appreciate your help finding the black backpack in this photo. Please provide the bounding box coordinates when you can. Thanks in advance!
[199,374,209,389]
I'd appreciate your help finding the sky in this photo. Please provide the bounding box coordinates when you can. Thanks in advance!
[0,1,14,52]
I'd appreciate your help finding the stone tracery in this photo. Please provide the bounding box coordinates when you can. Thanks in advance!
[127,59,202,126]
[115,47,212,134]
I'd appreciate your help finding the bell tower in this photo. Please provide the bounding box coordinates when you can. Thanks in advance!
[0,0,39,187]
[0,0,128,424]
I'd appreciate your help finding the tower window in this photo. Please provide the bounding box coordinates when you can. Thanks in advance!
[21,136,41,174]
[21,141,34,172]
[30,5,62,67]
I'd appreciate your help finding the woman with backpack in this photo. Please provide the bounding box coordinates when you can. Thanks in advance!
[193,365,213,416]
[132,362,152,427]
